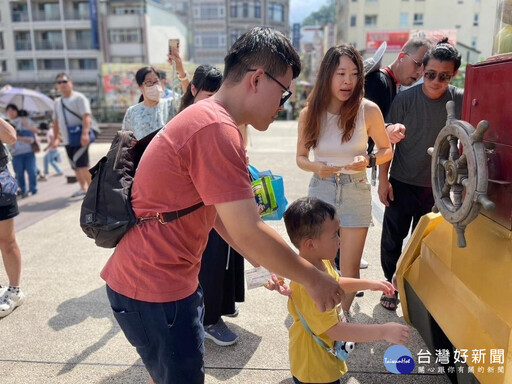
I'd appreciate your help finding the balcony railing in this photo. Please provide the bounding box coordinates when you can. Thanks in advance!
[15,41,33,51]
[66,41,93,50]
[35,41,64,50]
[11,12,30,22]
[32,11,61,21]
[64,10,90,20]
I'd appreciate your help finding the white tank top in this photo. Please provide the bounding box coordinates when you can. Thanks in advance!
[313,103,368,174]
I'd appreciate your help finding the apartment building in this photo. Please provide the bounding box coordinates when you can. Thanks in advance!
[0,0,187,97]
[0,0,103,94]
[163,0,289,65]
[336,0,496,64]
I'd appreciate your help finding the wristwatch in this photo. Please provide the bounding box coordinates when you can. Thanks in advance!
[367,153,376,168]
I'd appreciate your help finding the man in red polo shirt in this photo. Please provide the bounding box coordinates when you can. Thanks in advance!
[101,27,344,384]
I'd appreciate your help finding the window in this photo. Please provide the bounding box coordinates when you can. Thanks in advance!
[37,59,66,70]
[230,3,237,17]
[14,31,31,50]
[193,3,225,20]
[413,13,423,26]
[230,30,243,45]
[243,2,249,18]
[11,2,29,22]
[17,59,34,71]
[268,3,284,22]
[400,12,408,27]
[109,29,143,43]
[195,32,226,49]
[0,33,3,50]
[472,37,477,48]
[350,15,356,27]
[255,1,261,18]
[0,60,6,72]
[365,15,377,26]
[111,5,144,14]
[69,58,97,70]
[473,13,479,26]
[37,31,64,50]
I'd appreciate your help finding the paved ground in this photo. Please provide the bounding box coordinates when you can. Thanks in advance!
[0,121,451,383]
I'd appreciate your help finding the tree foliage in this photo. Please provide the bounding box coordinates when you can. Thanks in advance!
[302,0,336,26]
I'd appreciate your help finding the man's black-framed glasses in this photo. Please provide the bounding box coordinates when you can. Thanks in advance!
[247,69,292,106]
[405,53,422,68]
[424,71,453,83]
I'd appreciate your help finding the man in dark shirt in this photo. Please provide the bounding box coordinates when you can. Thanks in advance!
[378,39,464,311]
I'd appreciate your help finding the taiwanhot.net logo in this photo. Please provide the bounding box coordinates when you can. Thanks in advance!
[383,345,415,374]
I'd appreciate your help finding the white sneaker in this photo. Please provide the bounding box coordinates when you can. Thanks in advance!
[0,289,25,318]
[0,285,7,297]
[359,258,369,269]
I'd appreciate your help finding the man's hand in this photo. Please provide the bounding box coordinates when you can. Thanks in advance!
[305,270,345,312]
[80,132,91,147]
[386,123,406,144]
[378,178,394,206]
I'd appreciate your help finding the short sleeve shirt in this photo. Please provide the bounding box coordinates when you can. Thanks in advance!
[52,91,91,145]
[121,98,177,140]
[388,84,464,187]
[100,99,254,303]
[288,260,348,383]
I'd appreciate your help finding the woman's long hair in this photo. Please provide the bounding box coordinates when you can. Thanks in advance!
[179,65,222,112]
[303,45,364,150]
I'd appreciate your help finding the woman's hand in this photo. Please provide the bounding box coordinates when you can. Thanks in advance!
[315,162,342,178]
[343,155,368,172]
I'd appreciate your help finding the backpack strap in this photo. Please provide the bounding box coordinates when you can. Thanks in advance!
[136,202,204,225]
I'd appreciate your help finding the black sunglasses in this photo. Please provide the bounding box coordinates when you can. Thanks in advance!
[247,69,292,106]
[424,71,453,83]
[56,80,69,85]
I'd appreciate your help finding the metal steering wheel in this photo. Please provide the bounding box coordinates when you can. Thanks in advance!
[428,101,495,248]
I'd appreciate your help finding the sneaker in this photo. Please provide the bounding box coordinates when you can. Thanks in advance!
[225,305,239,318]
[0,285,7,297]
[71,190,85,198]
[360,258,369,269]
[0,288,25,318]
[38,175,47,181]
[204,318,238,346]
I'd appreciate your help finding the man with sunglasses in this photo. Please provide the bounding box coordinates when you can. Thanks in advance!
[365,37,432,145]
[52,73,93,198]
[377,39,463,311]
[101,27,344,384]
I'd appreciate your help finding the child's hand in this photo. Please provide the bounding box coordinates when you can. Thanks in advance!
[369,280,395,296]
[383,323,410,345]
[264,274,291,296]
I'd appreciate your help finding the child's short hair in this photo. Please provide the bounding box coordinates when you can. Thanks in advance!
[283,197,337,248]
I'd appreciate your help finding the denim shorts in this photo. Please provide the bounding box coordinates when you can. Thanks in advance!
[308,171,373,228]
[107,285,205,384]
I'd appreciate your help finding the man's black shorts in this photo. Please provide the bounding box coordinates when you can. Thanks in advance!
[65,145,90,169]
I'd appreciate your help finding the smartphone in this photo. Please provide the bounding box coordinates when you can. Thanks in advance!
[168,38,180,55]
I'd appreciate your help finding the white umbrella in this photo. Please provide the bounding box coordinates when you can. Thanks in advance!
[0,85,54,113]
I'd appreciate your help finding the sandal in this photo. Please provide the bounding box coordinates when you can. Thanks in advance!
[380,292,400,311]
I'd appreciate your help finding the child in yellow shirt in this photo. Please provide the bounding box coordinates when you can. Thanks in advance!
[283,197,410,384]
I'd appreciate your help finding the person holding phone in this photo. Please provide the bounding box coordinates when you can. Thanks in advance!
[296,44,392,319]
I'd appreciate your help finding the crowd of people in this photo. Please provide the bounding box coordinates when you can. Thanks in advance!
[0,26,465,384]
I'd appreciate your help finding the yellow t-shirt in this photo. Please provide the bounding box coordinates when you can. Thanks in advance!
[288,260,348,383]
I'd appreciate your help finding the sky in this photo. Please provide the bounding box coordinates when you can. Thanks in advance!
[290,0,329,24]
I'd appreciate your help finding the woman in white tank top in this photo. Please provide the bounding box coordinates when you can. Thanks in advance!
[296,44,392,315]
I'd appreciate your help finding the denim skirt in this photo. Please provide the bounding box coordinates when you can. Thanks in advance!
[308,171,372,228]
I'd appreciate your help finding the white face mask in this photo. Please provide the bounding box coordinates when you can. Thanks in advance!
[145,84,164,101]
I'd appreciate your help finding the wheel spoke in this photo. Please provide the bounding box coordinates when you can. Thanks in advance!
[448,137,460,161]
[456,154,467,169]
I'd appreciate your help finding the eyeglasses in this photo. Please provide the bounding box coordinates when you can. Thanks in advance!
[56,80,69,85]
[247,69,292,107]
[424,71,453,83]
[405,53,422,68]
[143,80,160,87]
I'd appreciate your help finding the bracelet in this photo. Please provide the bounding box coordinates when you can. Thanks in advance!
[178,73,189,81]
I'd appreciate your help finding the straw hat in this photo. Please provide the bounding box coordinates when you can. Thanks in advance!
[363,41,387,75]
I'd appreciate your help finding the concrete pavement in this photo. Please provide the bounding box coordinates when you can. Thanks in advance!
[0,121,451,383]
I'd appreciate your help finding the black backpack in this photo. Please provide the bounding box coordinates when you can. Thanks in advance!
[80,130,203,248]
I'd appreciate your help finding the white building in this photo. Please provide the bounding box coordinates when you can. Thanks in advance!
[336,0,496,64]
